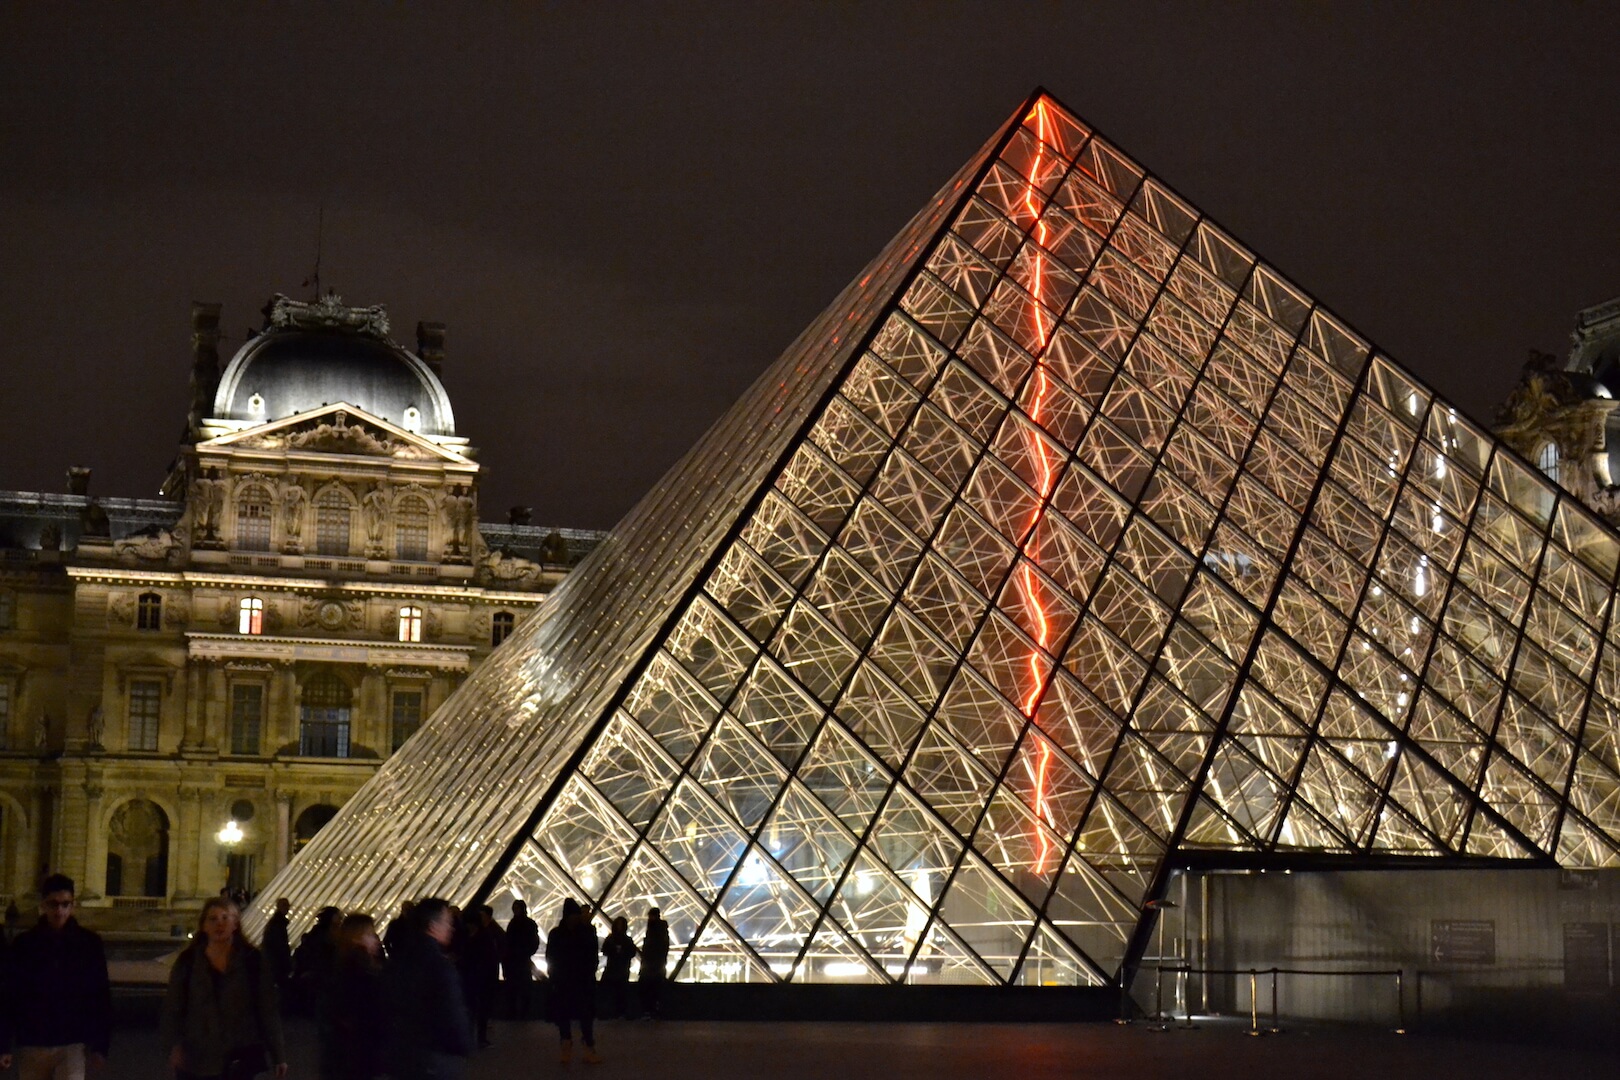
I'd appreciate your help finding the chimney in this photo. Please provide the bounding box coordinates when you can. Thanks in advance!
[508,506,533,527]
[187,302,224,441]
[416,321,446,376]
[66,467,91,496]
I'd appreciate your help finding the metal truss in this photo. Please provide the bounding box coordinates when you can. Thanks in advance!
[254,89,1620,994]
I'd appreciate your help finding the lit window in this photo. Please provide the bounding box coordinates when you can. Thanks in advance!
[402,406,422,433]
[396,496,430,561]
[238,597,264,635]
[136,592,163,631]
[237,487,273,551]
[128,679,161,752]
[391,689,424,751]
[491,611,515,647]
[398,605,423,643]
[229,684,264,755]
[1537,442,1560,485]
[315,489,353,556]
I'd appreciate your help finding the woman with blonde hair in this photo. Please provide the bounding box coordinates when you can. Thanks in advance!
[161,896,287,1080]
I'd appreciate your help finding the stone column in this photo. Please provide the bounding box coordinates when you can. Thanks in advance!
[82,782,106,901]
[175,788,202,900]
[274,795,292,875]
[181,662,206,750]
[202,663,227,750]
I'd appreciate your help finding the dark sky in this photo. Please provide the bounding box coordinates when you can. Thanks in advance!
[3,5,1618,530]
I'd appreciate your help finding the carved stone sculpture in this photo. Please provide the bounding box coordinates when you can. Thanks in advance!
[481,548,540,582]
[282,483,308,551]
[441,486,476,560]
[114,526,181,562]
[362,485,390,553]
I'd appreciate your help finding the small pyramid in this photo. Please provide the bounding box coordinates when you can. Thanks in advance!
[255,90,1620,988]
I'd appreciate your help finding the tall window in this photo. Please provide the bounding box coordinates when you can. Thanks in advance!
[0,590,14,631]
[398,605,423,643]
[1537,441,1561,485]
[391,689,424,751]
[315,489,353,556]
[0,682,10,749]
[238,597,264,635]
[492,611,515,647]
[299,671,352,758]
[396,496,430,560]
[229,684,264,755]
[128,679,161,751]
[237,487,273,551]
[137,592,162,631]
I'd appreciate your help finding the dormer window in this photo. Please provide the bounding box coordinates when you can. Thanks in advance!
[238,596,264,635]
[402,406,422,433]
[247,393,265,415]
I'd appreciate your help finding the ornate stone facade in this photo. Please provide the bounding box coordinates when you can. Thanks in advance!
[0,295,601,926]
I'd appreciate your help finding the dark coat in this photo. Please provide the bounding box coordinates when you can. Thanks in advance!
[326,952,387,1080]
[1,917,111,1055]
[600,931,637,983]
[386,932,475,1080]
[544,919,599,1022]
[504,914,539,966]
[160,941,285,1077]
[262,913,292,984]
[639,918,670,982]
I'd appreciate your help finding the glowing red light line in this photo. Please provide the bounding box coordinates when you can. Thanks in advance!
[1017,101,1060,875]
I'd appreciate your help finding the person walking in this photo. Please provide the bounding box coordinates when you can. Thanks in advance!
[599,917,637,1020]
[291,906,341,1017]
[545,899,601,1064]
[502,900,539,1020]
[321,914,387,1080]
[261,899,293,1003]
[0,873,112,1080]
[455,907,501,1049]
[637,907,670,1020]
[160,896,287,1080]
[386,898,475,1080]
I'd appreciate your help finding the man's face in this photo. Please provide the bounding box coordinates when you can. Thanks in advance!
[40,890,73,931]
[426,911,454,948]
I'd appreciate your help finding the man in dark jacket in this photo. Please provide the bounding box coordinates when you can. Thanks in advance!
[502,901,540,1019]
[546,899,601,1064]
[0,873,112,1078]
[262,897,293,1000]
[638,907,671,1019]
[387,897,475,1080]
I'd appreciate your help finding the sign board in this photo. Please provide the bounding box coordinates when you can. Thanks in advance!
[1564,923,1610,992]
[1430,919,1495,965]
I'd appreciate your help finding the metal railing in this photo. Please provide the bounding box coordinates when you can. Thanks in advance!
[1125,965,1407,1036]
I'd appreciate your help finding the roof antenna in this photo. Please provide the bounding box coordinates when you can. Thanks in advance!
[301,203,325,299]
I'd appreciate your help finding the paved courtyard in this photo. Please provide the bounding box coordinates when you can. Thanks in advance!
[102,1010,1620,1080]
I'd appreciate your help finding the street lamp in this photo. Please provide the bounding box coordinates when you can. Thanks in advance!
[216,819,244,846]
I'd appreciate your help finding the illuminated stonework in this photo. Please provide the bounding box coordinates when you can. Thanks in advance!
[254,90,1620,989]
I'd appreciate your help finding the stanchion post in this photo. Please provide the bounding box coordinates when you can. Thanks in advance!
[1269,968,1281,1033]
[1116,975,1131,1025]
[1246,969,1261,1036]
[1394,970,1406,1035]
[1154,963,1165,1028]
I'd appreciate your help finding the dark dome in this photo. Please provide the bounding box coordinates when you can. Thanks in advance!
[214,327,454,436]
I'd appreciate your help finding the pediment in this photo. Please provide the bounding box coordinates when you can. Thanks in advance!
[198,403,471,464]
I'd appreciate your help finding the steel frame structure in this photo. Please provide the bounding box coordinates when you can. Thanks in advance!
[254,89,1620,992]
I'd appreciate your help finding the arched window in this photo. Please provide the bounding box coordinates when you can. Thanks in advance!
[136,592,163,631]
[236,485,273,551]
[299,671,352,758]
[315,489,353,556]
[1537,441,1561,485]
[492,611,515,647]
[294,803,339,852]
[106,799,169,897]
[395,495,430,561]
[398,605,423,643]
[238,597,264,635]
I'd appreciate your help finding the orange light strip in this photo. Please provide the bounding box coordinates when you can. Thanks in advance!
[1018,101,1060,875]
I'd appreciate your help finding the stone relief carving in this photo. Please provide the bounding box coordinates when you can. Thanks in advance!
[424,608,442,641]
[266,292,390,338]
[114,526,183,562]
[287,413,401,456]
[217,597,237,629]
[108,593,135,628]
[162,595,191,629]
[481,548,541,583]
[299,597,363,632]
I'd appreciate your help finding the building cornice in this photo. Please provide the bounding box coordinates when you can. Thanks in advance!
[63,565,548,603]
[185,631,475,669]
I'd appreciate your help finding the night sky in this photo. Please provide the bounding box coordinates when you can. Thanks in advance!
[3,5,1618,530]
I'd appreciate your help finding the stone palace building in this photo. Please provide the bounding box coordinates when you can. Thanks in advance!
[0,293,600,924]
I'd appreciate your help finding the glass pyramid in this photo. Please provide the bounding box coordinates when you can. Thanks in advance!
[253,89,1620,988]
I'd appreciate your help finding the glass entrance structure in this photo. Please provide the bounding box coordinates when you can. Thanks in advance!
[252,90,1620,990]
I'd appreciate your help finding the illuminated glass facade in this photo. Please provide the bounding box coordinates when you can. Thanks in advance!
[253,91,1620,990]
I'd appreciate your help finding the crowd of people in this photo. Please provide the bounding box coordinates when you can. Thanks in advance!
[0,871,674,1079]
